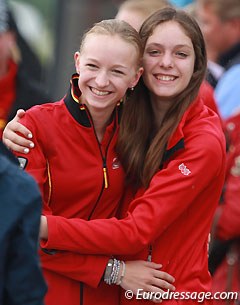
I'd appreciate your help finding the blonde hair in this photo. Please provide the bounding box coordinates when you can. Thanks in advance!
[118,0,172,20]
[80,19,143,68]
[197,0,240,21]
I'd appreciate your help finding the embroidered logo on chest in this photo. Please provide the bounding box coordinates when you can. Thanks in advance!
[178,163,191,176]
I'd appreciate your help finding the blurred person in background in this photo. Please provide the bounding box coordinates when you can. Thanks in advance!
[196,0,240,121]
[116,0,220,117]
[115,0,171,32]
[0,140,47,305]
[208,111,240,305]
[196,0,240,302]
[184,1,224,89]
[0,0,50,137]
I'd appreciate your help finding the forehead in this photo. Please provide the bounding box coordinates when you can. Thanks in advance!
[146,21,192,47]
[81,33,139,65]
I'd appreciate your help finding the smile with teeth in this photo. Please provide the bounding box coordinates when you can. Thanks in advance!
[90,87,111,96]
[155,75,176,81]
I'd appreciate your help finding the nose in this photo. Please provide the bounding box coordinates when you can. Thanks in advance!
[95,70,110,87]
[160,53,173,69]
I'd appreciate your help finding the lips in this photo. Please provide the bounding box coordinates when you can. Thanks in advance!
[90,87,111,96]
[155,74,177,81]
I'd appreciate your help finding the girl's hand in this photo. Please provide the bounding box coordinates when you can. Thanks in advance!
[120,260,175,303]
[2,109,34,153]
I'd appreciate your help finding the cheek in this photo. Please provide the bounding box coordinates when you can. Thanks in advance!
[78,78,86,93]
[182,61,195,84]
[117,81,130,95]
[143,57,154,69]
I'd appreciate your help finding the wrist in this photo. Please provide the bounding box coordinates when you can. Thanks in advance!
[116,261,125,285]
[104,258,125,285]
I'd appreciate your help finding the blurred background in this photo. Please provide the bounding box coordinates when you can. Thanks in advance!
[8,0,124,100]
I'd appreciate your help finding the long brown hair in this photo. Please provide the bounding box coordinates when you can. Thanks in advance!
[117,7,207,189]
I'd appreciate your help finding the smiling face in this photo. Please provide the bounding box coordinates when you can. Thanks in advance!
[142,20,195,104]
[75,33,142,114]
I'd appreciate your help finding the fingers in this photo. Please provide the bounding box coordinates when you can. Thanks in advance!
[3,138,32,154]
[2,112,34,153]
[5,122,33,140]
[3,127,34,153]
[152,277,175,292]
[143,261,175,286]
[153,270,175,283]
[144,261,162,269]
[145,280,175,303]
[16,109,26,119]
[8,120,33,140]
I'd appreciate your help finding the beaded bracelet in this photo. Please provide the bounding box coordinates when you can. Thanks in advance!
[104,258,121,285]
[116,261,126,285]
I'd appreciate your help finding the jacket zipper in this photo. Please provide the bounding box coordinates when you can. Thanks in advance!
[147,244,153,262]
[80,107,118,305]
[85,107,117,220]
[103,157,108,189]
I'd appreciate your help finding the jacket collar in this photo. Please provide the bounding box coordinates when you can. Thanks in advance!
[64,74,123,127]
[163,96,204,163]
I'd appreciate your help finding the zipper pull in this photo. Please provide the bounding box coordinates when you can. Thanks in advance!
[103,167,108,188]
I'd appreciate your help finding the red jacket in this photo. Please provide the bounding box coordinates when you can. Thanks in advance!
[211,113,240,305]
[43,97,226,304]
[199,81,221,118]
[15,75,124,305]
[215,113,240,240]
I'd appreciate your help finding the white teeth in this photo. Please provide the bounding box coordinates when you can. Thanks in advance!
[156,75,175,81]
[91,88,110,96]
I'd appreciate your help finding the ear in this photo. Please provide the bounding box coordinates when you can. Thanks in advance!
[129,67,144,89]
[74,51,80,74]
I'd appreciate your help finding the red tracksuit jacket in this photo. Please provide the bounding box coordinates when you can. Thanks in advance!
[42,97,226,304]
[15,75,124,305]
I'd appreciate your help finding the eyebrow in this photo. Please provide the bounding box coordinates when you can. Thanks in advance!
[146,43,193,50]
[86,57,129,70]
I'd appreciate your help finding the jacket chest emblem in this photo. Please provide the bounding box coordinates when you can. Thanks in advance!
[18,157,28,170]
[179,163,191,176]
